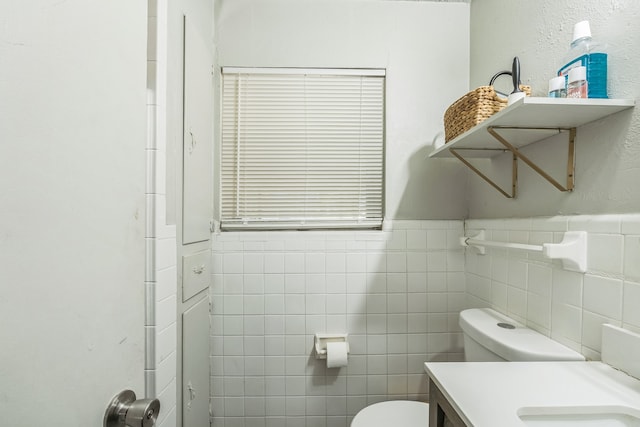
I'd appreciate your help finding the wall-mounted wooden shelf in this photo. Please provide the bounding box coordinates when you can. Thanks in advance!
[430,97,635,198]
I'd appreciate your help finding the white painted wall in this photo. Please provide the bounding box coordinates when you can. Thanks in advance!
[215,0,470,220]
[468,0,640,217]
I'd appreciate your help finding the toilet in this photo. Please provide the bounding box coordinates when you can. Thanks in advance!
[350,308,584,426]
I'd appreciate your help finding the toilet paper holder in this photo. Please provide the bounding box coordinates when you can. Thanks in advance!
[314,333,349,359]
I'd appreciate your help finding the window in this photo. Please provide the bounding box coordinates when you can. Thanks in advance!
[221,67,385,230]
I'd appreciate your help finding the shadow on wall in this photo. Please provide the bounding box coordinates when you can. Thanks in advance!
[393,140,467,220]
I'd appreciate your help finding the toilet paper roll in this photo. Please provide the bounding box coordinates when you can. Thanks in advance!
[326,341,348,368]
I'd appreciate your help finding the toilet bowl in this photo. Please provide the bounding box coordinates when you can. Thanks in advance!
[350,308,584,426]
[350,400,429,427]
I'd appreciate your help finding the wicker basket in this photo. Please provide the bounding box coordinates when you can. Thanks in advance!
[444,85,531,142]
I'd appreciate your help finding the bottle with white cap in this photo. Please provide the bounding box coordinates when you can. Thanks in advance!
[567,66,588,98]
[557,20,608,98]
[548,76,567,98]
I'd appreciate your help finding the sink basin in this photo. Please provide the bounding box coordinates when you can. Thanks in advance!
[518,406,640,426]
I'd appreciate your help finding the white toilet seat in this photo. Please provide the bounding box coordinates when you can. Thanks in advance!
[351,400,429,427]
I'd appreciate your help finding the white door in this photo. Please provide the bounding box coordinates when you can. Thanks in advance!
[0,1,149,426]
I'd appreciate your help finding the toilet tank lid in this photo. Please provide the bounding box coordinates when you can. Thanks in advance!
[459,308,585,361]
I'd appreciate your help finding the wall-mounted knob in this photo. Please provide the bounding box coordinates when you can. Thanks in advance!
[104,390,160,427]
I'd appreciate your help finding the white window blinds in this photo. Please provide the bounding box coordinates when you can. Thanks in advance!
[221,68,385,230]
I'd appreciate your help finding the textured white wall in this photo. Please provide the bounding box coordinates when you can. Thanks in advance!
[215,0,470,220]
[468,0,640,218]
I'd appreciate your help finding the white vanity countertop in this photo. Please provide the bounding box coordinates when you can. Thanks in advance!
[424,361,640,427]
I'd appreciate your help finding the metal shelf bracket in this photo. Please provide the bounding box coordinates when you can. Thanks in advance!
[448,125,576,198]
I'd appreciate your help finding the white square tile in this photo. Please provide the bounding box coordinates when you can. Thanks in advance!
[346,253,367,273]
[507,258,529,289]
[588,234,623,275]
[386,230,407,250]
[447,272,466,292]
[222,315,244,336]
[388,314,408,333]
[244,316,265,335]
[223,274,243,294]
[426,293,446,313]
[285,294,305,315]
[366,294,387,314]
[244,295,264,315]
[491,281,508,312]
[327,274,348,293]
[387,293,407,313]
[490,254,508,284]
[624,235,640,282]
[264,274,284,293]
[507,287,527,320]
[223,253,243,274]
[621,215,640,235]
[284,315,306,335]
[156,295,177,330]
[528,264,552,297]
[284,275,305,294]
[387,335,408,355]
[244,274,265,294]
[406,230,427,250]
[264,315,285,335]
[284,253,305,274]
[326,294,346,314]
[408,292,428,313]
[387,252,407,273]
[264,253,284,274]
[551,302,582,343]
[366,252,386,273]
[427,229,447,250]
[346,274,366,294]
[366,355,387,374]
[526,292,551,329]
[427,252,447,272]
[347,376,367,395]
[552,268,583,306]
[387,273,408,293]
[223,295,244,315]
[366,314,387,333]
[347,314,367,333]
[623,281,640,328]
[244,253,264,274]
[306,253,326,274]
[306,274,326,294]
[305,294,326,314]
[366,272,387,293]
[447,251,465,272]
[408,273,427,293]
[326,253,346,273]
[582,310,618,353]
[407,313,428,333]
[583,274,623,319]
[407,252,427,272]
[285,335,306,356]
[346,294,366,314]
[265,396,285,416]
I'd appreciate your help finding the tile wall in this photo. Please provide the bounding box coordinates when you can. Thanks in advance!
[147,1,179,426]
[465,214,640,361]
[210,220,465,427]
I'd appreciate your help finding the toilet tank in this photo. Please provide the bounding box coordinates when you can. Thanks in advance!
[459,308,585,362]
